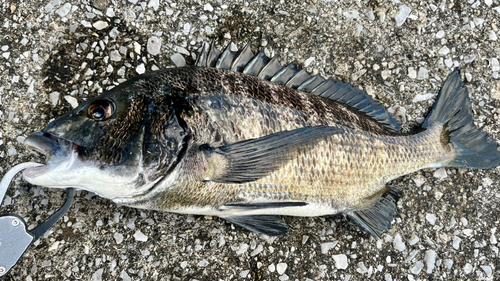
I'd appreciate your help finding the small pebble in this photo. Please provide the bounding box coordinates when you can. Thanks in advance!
[443,259,454,269]
[276,263,287,275]
[204,3,213,11]
[410,261,424,275]
[56,3,72,17]
[438,46,450,56]
[412,93,434,102]
[109,50,122,61]
[64,95,78,108]
[480,265,492,277]
[136,63,146,74]
[395,5,411,27]
[424,250,436,273]
[114,232,123,244]
[433,168,447,179]
[133,230,148,242]
[170,53,186,67]
[93,20,108,30]
[417,67,429,80]
[426,213,437,225]
[320,241,338,254]
[147,36,162,56]
[408,67,417,79]
[332,254,348,269]
[463,263,473,274]
[393,234,406,252]
[239,270,249,278]
[197,260,209,268]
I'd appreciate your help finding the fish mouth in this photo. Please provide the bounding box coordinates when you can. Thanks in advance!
[23,132,80,180]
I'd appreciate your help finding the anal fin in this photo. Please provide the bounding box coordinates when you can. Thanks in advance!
[345,186,402,239]
[223,215,288,236]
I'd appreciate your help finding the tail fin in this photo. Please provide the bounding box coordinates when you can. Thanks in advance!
[423,70,500,169]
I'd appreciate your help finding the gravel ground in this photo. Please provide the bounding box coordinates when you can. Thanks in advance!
[1,0,500,280]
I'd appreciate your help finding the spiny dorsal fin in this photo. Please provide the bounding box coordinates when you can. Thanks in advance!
[197,42,401,132]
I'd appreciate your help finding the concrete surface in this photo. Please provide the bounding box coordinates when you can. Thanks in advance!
[1,0,500,280]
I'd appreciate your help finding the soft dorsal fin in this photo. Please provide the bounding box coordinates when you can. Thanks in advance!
[195,42,401,132]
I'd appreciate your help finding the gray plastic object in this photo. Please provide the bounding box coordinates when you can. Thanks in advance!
[0,162,75,277]
[0,214,34,277]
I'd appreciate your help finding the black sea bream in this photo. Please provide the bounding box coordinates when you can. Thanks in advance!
[21,42,500,237]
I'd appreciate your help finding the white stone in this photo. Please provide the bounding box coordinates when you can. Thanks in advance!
[239,270,249,278]
[114,232,124,244]
[320,241,337,254]
[1,45,8,51]
[394,234,406,252]
[64,95,78,108]
[170,53,186,67]
[304,57,315,68]
[438,46,450,56]
[426,213,437,225]
[50,91,60,106]
[381,69,391,80]
[480,265,492,277]
[133,42,141,54]
[235,243,249,255]
[93,20,108,30]
[133,230,148,242]
[109,50,122,61]
[444,58,453,68]
[183,22,191,35]
[491,58,500,72]
[453,236,462,250]
[485,0,492,6]
[465,72,472,82]
[197,259,209,267]
[147,36,161,56]
[136,63,146,74]
[2,52,10,59]
[436,30,445,38]
[463,263,473,274]
[489,30,498,41]
[204,3,214,11]
[443,259,453,269]
[395,5,411,27]
[411,261,424,275]
[268,264,275,273]
[473,18,484,26]
[412,93,434,102]
[433,168,447,179]
[424,250,436,273]
[276,263,287,275]
[8,147,17,156]
[408,67,417,79]
[106,7,115,17]
[56,3,72,17]
[408,235,420,245]
[343,10,359,19]
[417,67,428,80]
[332,254,348,269]
[148,0,160,10]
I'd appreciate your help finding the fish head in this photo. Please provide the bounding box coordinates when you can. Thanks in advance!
[22,85,191,200]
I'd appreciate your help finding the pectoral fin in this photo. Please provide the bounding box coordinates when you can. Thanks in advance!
[223,215,288,236]
[345,186,402,239]
[201,126,343,183]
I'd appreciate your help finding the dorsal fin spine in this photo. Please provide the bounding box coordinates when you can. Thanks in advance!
[201,42,401,132]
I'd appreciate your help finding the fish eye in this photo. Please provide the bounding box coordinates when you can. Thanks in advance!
[88,99,116,121]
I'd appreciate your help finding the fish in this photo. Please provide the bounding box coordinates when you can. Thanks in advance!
[21,41,500,238]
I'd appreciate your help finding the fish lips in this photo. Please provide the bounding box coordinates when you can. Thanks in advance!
[22,132,79,180]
